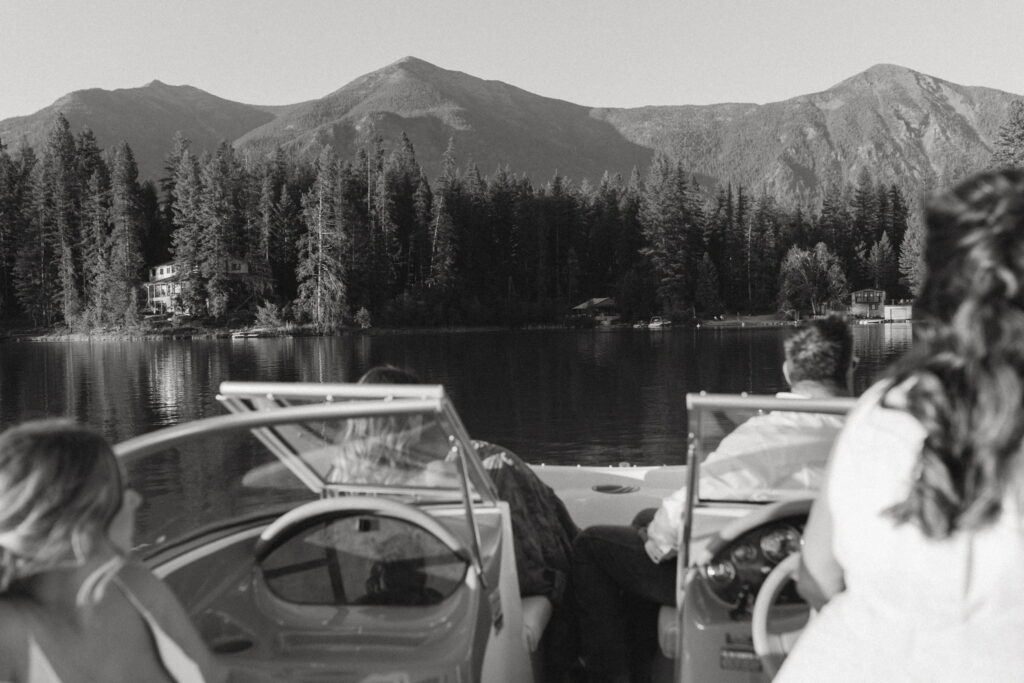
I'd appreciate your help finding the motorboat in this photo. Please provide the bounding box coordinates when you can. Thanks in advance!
[648,316,672,329]
[117,382,854,682]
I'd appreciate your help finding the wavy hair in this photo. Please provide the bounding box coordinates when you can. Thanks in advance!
[884,169,1024,538]
[783,313,854,387]
[0,420,123,592]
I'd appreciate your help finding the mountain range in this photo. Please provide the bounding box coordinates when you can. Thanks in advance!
[0,57,1018,206]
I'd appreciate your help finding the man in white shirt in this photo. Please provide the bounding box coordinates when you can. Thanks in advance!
[573,315,854,681]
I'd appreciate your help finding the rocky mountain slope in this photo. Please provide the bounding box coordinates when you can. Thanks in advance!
[1,59,1017,205]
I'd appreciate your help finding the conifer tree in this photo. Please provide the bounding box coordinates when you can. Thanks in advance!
[295,148,347,330]
[170,146,205,315]
[107,142,145,324]
[694,252,725,316]
[428,140,460,301]
[864,231,897,291]
[898,212,926,295]
[81,168,111,322]
[197,144,242,319]
[0,140,25,316]
[640,153,702,314]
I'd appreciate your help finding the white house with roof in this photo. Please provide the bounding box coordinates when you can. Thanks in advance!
[143,258,250,314]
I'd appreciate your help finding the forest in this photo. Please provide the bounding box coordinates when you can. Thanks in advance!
[0,112,954,332]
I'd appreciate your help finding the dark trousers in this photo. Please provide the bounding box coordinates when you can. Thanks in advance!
[571,520,676,683]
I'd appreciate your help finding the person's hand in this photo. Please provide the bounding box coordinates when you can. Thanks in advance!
[643,538,677,564]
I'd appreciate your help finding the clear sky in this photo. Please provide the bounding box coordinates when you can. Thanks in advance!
[2,0,1023,122]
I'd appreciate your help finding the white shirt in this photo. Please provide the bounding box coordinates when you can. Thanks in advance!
[645,392,845,557]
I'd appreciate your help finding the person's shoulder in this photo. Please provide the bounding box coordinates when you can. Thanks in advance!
[847,379,923,437]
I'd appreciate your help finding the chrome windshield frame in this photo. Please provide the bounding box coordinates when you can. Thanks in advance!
[676,392,856,595]
[114,394,497,579]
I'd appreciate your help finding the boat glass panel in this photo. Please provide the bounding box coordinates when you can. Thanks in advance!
[260,514,469,607]
[687,394,855,503]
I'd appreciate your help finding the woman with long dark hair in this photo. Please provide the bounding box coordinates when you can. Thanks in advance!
[779,169,1024,680]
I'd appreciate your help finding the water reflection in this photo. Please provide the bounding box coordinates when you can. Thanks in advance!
[0,326,911,469]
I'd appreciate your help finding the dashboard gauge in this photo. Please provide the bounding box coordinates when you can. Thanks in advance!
[730,543,758,564]
[759,526,801,563]
[705,560,737,586]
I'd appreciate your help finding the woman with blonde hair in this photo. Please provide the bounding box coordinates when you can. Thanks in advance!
[0,419,226,682]
[780,169,1024,680]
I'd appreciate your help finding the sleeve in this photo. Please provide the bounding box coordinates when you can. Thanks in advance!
[646,485,687,554]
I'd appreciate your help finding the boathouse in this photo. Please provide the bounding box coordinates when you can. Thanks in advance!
[850,288,885,318]
[570,297,620,326]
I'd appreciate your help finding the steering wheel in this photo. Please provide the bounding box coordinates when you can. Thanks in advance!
[751,551,807,678]
[254,496,471,562]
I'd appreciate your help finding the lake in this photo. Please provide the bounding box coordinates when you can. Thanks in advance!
[0,323,912,468]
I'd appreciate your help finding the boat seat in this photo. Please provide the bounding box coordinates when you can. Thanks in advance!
[658,606,679,658]
[521,595,553,653]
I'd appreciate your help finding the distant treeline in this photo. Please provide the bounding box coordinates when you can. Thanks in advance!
[0,113,922,331]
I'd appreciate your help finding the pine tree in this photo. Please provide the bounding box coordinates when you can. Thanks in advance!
[694,252,725,316]
[295,148,347,330]
[107,142,145,324]
[864,232,896,291]
[899,212,927,296]
[428,140,460,301]
[81,168,111,323]
[0,140,24,316]
[170,147,205,315]
[197,144,241,319]
[639,153,702,314]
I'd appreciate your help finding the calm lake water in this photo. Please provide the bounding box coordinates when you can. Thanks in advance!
[0,323,912,468]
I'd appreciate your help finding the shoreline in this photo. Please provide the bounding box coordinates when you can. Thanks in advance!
[1,314,896,342]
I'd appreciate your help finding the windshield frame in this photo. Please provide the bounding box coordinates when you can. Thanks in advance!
[680,392,856,571]
[114,395,498,575]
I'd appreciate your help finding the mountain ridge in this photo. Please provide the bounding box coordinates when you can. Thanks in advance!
[0,59,1018,204]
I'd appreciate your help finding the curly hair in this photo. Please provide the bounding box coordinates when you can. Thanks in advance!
[884,168,1024,538]
[0,420,123,592]
[783,314,854,387]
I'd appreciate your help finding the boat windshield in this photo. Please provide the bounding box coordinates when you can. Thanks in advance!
[688,393,855,503]
[115,383,497,559]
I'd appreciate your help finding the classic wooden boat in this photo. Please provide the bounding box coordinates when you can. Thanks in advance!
[116,382,854,682]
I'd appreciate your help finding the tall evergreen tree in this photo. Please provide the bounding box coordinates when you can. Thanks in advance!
[107,142,145,324]
[899,212,927,296]
[81,168,111,322]
[295,148,347,329]
[170,146,205,314]
[639,153,702,315]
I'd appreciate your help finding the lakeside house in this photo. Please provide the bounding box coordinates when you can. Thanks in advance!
[850,288,885,318]
[850,288,913,321]
[569,297,620,326]
[143,258,251,314]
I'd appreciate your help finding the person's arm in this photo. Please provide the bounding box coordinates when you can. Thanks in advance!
[644,486,686,563]
[796,462,845,610]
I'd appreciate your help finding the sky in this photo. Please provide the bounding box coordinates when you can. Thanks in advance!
[2,0,1023,122]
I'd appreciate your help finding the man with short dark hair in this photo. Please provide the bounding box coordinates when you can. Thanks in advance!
[572,314,854,683]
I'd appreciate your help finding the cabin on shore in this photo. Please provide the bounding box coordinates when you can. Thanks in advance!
[143,258,250,314]
[850,288,885,318]
[569,297,620,326]
[850,288,913,321]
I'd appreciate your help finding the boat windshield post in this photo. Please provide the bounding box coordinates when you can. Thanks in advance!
[439,400,491,584]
